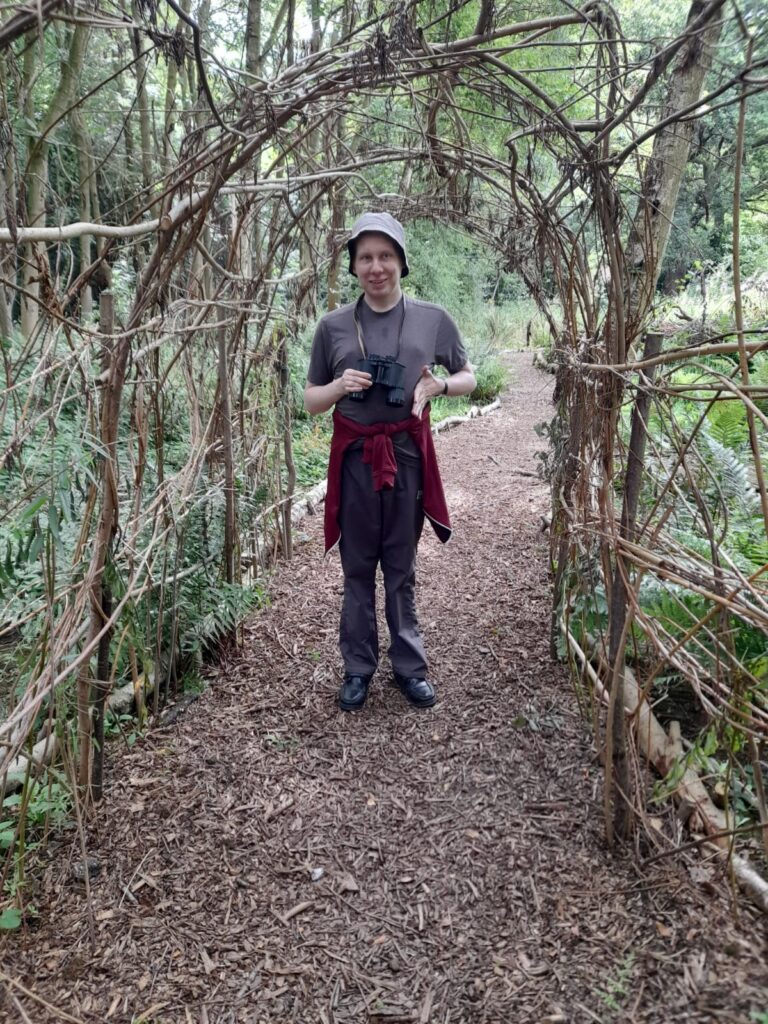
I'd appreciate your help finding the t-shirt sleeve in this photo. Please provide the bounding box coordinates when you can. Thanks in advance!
[435,310,469,374]
[307,320,333,385]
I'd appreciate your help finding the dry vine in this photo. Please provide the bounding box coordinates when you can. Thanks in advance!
[0,0,766,911]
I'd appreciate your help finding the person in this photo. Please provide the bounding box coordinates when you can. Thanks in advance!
[304,212,476,712]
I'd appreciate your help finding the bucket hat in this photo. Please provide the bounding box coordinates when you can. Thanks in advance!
[347,211,409,278]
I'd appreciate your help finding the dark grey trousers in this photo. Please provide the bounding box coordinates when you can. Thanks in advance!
[338,444,426,678]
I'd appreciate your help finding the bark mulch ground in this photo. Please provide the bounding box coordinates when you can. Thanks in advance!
[2,354,767,1024]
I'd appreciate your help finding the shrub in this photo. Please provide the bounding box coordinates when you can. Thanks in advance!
[472,358,507,403]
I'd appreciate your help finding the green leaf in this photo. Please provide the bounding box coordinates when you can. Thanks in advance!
[701,728,718,757]
[28,530,43,563]
[20,495,46,522]
[0,907,21,930]
[58,484,73,523]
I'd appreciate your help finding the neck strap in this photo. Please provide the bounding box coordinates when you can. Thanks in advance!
[353,294,407,360]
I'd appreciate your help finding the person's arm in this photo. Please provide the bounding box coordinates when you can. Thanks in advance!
[304,368,373,416]
[304,317,374,416]
[411,361,476,418]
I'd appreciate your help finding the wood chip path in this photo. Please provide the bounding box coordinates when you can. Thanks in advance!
[2,354,766,1023]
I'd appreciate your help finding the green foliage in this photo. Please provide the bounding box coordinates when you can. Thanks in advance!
[2,781,70,833]
[653,722,758,828]
[700,433,758,515]
[287,323,316,422]
[735,213,768,278]
[1,778,71,913]
[558,572,608,659]
[0,906,22,930]
[104,710,143,747]
[293,419,332,488]
[405,221,501,317]
[638,570,765,682]
[0,818,14,852]
[594,954,636,1017]
[707,398,751,450]
[471,359,507,403]
[180,580,261,663]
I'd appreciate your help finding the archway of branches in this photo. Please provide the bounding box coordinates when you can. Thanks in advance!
[1,0,767,905]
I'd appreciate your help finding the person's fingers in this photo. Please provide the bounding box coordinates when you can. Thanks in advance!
[341,370,372,391]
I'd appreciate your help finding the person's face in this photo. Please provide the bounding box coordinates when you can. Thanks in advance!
[352,233,403,307]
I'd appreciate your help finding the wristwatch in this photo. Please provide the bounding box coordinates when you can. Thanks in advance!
[442,379,449,396]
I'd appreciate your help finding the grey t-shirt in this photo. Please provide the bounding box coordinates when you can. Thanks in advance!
[307,295,468,426]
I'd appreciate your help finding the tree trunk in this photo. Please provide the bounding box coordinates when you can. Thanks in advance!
[626,0,726,336]
[131,7,154,211]
[77,289,116,791]
[218,315,236,585]
[22,23,88,338]
[70,107,95,317]
[604,331,662,844]
[278,332,295,559]
[326,179,344,311]
[0,55,15,339]
[245,0,262,77]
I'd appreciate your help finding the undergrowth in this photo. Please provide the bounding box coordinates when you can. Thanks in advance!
[557,328,768,845]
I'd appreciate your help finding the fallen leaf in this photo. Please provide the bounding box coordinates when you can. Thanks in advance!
[129,776,162,788]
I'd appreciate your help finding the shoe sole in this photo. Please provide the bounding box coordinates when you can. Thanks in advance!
[391,676,437,708]
[394,687,437,708]
[338,700,367,712]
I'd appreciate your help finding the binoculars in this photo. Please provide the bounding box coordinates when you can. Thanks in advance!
[349,354,406,407]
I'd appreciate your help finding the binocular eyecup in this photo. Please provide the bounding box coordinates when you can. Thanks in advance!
[348,354,406,407]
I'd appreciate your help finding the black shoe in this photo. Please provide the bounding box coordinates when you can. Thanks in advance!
[338,674,372,712]
[392,672,437,708]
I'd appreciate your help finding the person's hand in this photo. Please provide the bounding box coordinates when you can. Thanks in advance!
[412,365,444,418]
[336,368,372,399]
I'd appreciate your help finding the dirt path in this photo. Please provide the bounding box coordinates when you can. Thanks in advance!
[2,354,766,1023]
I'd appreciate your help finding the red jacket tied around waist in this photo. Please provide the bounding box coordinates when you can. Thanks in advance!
[324,408,452,553]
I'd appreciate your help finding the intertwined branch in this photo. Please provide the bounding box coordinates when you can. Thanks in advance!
[0,0,766,894]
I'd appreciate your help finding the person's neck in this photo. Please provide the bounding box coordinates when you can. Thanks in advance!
[362,288,403,313]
